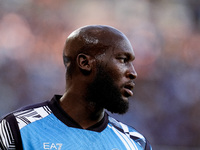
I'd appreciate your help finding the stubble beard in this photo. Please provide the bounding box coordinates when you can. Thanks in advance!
[86,64,129,114]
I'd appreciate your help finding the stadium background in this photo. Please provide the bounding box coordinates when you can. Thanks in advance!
[0,0,200,149]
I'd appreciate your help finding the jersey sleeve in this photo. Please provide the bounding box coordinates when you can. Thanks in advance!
[0,114,23,150]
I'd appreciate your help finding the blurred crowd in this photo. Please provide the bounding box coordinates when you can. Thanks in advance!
[0,0,200,149]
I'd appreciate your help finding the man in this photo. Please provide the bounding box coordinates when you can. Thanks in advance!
[0,25,152,150]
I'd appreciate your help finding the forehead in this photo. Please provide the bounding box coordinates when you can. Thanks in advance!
[113,37,135,58]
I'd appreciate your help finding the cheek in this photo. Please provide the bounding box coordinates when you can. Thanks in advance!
[107,65,125,83]
[101,58,126,84]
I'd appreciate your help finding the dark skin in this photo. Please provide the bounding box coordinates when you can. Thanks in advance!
[60,25,137,129]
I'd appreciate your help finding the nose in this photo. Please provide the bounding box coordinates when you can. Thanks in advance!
[126,63,137,79]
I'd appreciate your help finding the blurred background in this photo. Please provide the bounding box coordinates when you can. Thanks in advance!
[0,0,200,149]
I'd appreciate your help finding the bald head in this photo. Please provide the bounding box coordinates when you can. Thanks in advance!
[63,25,127,56]
[63,25,131,78]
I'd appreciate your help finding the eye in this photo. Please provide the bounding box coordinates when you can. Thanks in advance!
[118,57,128,63]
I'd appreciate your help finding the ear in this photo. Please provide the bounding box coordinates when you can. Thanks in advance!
[77,53,94,72]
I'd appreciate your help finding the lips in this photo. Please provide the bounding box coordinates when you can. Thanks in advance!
[123,82,135,97]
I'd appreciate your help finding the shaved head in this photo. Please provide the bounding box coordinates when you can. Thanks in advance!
[63,25,130,78]
[63,25,127,57]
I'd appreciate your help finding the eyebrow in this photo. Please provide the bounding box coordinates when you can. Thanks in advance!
[116,52,135,60]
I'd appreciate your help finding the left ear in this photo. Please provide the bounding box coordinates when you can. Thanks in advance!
[76,53,94,72]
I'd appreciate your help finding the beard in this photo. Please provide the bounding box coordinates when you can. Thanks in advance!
[86,64,129,114]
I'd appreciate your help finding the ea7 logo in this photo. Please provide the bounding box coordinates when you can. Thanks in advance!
[43,143,62,150]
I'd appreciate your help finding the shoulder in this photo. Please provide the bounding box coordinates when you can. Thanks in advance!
[1,101,50,120]
[0,100,51,150]
[9,101,52,130]
[108,116,145,140]
[108,116,152,150]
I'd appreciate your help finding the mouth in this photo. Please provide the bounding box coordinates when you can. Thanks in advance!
[122,82,135,98]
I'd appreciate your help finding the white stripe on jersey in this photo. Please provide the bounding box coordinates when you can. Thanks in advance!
[129,131,145,140]
[14,106,52,129]
[108,124,138,150]
[120,122,129,136]
[0,119,15,149]
[120,121,146,147]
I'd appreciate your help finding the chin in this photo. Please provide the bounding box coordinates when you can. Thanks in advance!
[122,96,129,102]
[106,98,129,114]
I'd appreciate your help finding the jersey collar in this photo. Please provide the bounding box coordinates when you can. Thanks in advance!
[48,95,109,132]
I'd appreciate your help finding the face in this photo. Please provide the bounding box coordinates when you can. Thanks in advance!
[86,37,137,114]
[111,38,137,102]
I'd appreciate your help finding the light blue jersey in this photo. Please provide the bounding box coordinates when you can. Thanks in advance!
[0,95,152,150]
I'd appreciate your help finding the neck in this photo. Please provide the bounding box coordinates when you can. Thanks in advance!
[59,91,104,129]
